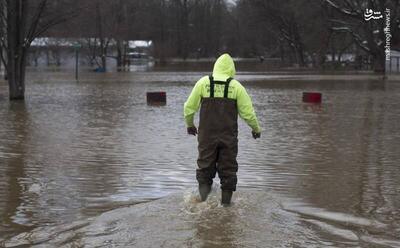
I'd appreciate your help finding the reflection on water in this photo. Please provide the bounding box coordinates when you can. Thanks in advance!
[0,72,399,247]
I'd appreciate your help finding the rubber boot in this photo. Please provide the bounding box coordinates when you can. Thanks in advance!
[221,190,233,206]
[199,184,211,201]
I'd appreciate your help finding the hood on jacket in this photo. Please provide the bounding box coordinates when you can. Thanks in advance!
[212,53,236,78]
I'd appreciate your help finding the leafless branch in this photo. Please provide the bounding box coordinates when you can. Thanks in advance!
[25,0,47,43]
[330,26,370,52]
[32,11,78,43]
[323,0,362,18]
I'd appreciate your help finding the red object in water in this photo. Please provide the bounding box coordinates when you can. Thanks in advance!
[147,92,167,105]
[302,92,322,103]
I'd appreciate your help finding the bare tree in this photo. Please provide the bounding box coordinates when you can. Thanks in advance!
[243,0,297,66]
[107,0,129,70]
[4,0,393,78]
[322,0,400,72]
[0,0,77,100]
[78,0,131,71]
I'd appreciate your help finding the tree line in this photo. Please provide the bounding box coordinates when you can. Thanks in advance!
[1,0,399,100]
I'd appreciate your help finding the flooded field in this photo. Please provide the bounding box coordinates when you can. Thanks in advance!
[0,71,399,247]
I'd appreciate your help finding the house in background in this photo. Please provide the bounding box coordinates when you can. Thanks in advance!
[386,49,400,74]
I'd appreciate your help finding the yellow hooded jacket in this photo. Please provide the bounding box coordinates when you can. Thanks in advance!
[184,53,261,133]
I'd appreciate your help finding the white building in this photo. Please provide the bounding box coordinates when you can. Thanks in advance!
[386,49,400,74]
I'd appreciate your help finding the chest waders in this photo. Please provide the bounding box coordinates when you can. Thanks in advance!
[197,76,238,203]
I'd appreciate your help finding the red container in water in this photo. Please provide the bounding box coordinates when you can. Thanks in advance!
[147,92,167,105]
[303,92,322,103]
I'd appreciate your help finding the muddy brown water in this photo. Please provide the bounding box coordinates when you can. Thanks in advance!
[0,71,399,247]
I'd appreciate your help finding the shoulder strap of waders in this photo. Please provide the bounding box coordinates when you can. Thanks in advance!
[209,76,233,98]
[209,76,215,98]
[224,78,233,98]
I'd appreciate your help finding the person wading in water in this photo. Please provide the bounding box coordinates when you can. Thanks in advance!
[184,53,261,206]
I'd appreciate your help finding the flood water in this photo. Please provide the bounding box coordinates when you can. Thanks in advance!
[0,71,399,247]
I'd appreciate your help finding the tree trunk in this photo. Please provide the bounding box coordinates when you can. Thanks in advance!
[372,49,385,74]
[116,40,122,71]
[7,0,27,100]
[101,42,107,71]
[8,63,26,100]
[297,44,306,67]
[101,52,106,71]
[122,42,128,68]
[7,42,27,100]
[96,1,106,71]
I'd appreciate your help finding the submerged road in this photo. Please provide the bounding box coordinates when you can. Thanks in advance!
[0,71,399,247]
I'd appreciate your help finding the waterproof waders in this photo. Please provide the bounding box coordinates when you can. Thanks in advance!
[196,76,238,203]
[184,53,261,205]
